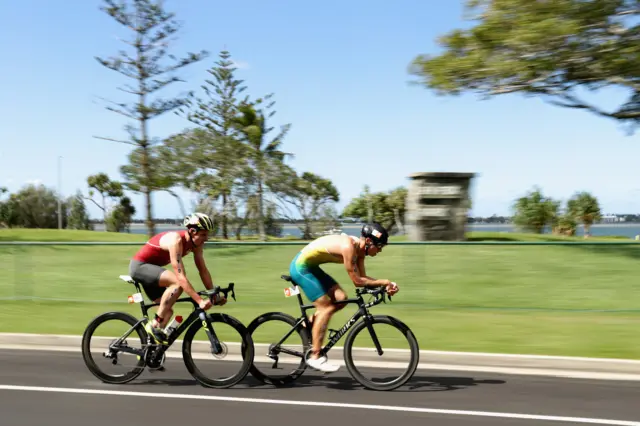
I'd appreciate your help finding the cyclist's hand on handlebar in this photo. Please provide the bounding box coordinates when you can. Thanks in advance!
[199,298,212,311]
[386,281,399,296]
[213,294,227,306]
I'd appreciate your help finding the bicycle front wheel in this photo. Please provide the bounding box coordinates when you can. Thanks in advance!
[246,312,311,386]
[343,315,419,391]
[181,312,255,389]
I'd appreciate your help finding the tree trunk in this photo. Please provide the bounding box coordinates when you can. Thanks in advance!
[101,193,107,231]
[138,29,155,239]
[393,208,404,234]
[140,144,155,239]
[303,219,312,240]
[222,192,229,239]
[257,178,266,241]
[235,211,251,240]
[167,190,186,217]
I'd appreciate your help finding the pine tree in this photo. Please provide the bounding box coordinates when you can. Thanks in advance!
[94,0,208,237]
[179,49,249,238]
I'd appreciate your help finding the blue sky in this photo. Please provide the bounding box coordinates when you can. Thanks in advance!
[1,0,638,219]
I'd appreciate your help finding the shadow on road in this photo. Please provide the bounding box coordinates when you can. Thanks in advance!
[130,378,199,387]
[130,374,506,392]
[241,374,506,392]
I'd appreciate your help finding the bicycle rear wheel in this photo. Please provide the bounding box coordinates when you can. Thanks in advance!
[181,312,255,389]
[246,312,311,386]
[343,315,419,391]
[81,311,148,384]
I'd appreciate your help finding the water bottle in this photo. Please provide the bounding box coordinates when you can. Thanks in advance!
[163,315,183,337]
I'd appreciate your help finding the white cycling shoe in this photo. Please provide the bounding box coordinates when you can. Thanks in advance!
[306,355,340,373]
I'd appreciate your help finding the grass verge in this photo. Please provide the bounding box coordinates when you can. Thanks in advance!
[0,228,638,359]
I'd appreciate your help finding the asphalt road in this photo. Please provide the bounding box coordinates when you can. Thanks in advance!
[1,349,639,426]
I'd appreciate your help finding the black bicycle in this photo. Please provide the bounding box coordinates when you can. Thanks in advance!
[81,274,254,389]
[246,274,419,391]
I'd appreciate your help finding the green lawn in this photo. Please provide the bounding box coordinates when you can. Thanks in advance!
[1,228,639,359]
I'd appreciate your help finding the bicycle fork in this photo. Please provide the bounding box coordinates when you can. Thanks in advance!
[199,312,225,355]
[362,313,384,356]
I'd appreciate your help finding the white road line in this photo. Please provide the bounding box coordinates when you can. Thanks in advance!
[0,385,638,425]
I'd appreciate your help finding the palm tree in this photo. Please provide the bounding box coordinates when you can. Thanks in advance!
[230,98,292,240]
[567,192,602,238]
[512,187,559,234]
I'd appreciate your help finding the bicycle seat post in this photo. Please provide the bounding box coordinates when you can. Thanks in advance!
[134,280,152,318]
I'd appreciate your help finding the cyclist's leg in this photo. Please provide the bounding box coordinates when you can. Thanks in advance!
[311,266,346,342]
[129,260,166,304]
[308,294,337,362]
[318,267,347,311]
[289,253,324,325]
[290,259,340,372]
[306,268,347,342]
[143,271,185,344]
[303,282,347,330]
[155,270,183,327]
[129,260,173,343]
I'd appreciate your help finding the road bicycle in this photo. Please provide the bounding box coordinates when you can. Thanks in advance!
[246,274,419,391]
[81,274,254,389]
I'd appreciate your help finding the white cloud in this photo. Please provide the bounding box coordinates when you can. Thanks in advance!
[25,179,42,186]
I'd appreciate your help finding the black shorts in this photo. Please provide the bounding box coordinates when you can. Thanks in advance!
[128,259,166,301]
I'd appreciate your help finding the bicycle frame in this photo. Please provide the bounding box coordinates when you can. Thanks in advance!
[109,281,228,361]
[271,283,387,360]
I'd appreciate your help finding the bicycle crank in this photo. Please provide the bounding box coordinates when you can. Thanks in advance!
[145,347,166,370]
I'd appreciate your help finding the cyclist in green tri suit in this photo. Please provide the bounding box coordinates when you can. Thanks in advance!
[289,222,398,373]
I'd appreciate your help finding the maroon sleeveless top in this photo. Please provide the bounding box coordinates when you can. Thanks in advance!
[132,230,194,266]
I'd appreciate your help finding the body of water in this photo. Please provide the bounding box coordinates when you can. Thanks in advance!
[93,223,640,239]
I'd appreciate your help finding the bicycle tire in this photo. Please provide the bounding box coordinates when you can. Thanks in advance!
[181,312,255,389]
[81,311,148,384]
[246,312,311,386]
[343,315,419,391]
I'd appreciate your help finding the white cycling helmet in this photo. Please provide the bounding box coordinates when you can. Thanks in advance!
[183,212,214,231]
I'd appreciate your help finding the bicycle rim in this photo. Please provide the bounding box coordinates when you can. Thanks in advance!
[247,312,311,386]
[343,315,420,391]
[81,311,147,384]
[182,312,255,389]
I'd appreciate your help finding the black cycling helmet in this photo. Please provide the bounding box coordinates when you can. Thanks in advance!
[361,222,389,247]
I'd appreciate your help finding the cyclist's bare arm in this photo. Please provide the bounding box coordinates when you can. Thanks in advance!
[165,233,202,303]
[356,255,375,281]
[193,246,214,290]
[341,240,390,287]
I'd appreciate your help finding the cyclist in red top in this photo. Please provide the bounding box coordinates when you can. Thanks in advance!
[128,212,223,343]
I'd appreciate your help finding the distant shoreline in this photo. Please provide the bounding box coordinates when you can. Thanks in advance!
[468,223,640,228]
[96,222,640,229]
